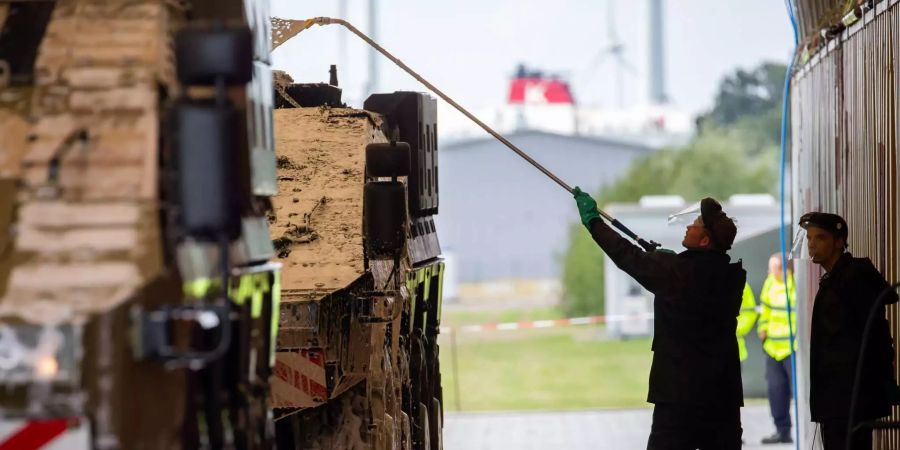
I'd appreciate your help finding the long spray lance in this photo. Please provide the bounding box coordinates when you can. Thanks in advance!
[273,17,662,252]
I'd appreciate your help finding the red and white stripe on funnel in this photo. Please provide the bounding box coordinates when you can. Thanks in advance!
[507,77,575,104]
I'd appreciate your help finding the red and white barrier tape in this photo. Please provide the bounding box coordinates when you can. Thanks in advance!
[439,312,654,334]
[0,419,75,450]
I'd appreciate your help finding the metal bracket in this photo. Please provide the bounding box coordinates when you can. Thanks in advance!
[131,303,232,371]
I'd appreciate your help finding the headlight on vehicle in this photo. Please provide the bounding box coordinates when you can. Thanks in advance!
[0,324,79,385]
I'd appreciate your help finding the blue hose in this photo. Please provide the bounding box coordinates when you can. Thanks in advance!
[779,0,800,448]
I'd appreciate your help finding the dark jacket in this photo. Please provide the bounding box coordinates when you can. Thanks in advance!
[809,252,898,422]
[588,219,746,408]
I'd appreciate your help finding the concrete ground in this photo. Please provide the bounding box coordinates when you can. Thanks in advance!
[444,405,795,450]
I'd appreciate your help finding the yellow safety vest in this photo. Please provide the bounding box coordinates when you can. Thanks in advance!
[757,273,797,361]
[736,282,758,362]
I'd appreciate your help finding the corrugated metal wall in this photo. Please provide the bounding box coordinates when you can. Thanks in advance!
[791,1,900,448]
[791,25,839,450]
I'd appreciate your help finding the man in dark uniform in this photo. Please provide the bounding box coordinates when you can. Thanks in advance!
[573,189,746,450]
[801,212,898,449]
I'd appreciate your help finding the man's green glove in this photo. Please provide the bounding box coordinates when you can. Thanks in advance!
[572,186,601,228]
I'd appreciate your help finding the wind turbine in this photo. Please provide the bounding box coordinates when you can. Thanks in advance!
[583,0,637,108]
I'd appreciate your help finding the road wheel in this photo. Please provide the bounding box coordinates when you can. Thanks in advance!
[415,402,430,450]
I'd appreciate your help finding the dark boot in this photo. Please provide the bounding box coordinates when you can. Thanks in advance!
[761,431,792,444]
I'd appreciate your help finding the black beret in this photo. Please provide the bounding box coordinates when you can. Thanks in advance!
[700,197,737,251]
[799,212,848,241]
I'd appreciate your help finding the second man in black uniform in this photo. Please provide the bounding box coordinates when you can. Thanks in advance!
[800,212,898,449]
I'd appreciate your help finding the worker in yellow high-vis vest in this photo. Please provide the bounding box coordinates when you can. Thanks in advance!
[757,253,797,445]
[736,283,758,363]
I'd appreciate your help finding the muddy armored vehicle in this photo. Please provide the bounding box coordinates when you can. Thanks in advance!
[0,1,445,449]
[0,0,276,448]
[268,75,446,449]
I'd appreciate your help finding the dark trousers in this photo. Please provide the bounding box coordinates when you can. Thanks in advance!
[646,403,742,450]
[765,354,793,434]
[820,419,872,450]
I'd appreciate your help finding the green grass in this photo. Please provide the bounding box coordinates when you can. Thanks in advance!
[438,328,653,412]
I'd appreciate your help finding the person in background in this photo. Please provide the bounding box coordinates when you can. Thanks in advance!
[736,282,758,446]
[757,253,796,445]
[736,283,758,365]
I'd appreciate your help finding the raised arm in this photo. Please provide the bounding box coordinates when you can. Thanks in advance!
[572,187,682,296]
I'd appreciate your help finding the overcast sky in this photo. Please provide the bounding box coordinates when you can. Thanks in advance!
[271,1,794,119]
